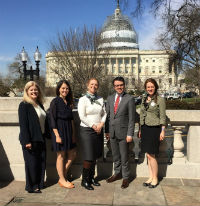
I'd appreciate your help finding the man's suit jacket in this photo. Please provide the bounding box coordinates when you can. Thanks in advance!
[105,93,136,139]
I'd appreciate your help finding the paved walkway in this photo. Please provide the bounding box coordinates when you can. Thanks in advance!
[1,177,200,206]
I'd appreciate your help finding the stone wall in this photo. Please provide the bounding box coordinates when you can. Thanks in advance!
[0,97,200,181]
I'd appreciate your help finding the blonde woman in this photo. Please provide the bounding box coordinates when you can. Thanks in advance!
[18,81,48,193]
[78,78,107,190]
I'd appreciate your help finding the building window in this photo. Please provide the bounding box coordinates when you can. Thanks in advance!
[152,59,155,62]
[119,67,122,73]
[104,59,109,65]
[118,58,122,65]
[139,67,142,73]
[125,78,129,84]
[152,66,155,73]
[132,58,136,64]
[98,59,103,65]
[125,67,128,73]
[132,78,135,85]
[111,58,116,64]
[146,59,149,63]
[125,58,129,65]
[169,78,172,84]
[159,66,162,73]
[159,79,162,84]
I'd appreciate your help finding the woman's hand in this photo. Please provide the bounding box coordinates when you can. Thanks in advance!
[96,123,104,134]
[160,130,165,141]
[56,136,62,144]
[25,143,32,149]
[138,130,141,138]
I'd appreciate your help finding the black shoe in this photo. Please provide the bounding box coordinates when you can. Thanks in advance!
[81,180,94,190]
[28,189,42,193]
[91,178,100,186]
[149,182,159,188]
[143,182,151,187]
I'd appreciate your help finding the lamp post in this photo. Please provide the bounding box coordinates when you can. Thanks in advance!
[20,46,42,80]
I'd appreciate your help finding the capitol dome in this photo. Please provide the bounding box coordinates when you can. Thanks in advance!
[99,6,139,49]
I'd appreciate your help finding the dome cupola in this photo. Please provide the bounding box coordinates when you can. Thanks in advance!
[99,3,138,49]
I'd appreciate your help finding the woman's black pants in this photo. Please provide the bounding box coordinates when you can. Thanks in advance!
[22,142,46,192]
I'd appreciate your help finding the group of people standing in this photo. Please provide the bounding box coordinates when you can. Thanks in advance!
[18,76,166,193]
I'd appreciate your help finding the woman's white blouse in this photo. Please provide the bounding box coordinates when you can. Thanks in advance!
[78,95,107,128]
[34,105,46,134]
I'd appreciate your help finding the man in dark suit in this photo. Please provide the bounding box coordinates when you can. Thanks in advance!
[105,76,135,189]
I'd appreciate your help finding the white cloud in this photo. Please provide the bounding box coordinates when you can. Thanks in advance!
[0,56,13,62]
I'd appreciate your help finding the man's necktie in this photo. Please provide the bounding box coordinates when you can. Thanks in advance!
[114,95,120,114]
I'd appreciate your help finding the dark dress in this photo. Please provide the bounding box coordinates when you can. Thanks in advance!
[50,96,76,151]
[141,124,161,154]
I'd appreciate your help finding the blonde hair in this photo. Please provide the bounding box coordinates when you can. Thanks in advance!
[23,81,44,106]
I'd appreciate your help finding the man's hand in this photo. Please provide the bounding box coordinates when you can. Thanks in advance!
[126,136,133,143]
[105,133,110,140]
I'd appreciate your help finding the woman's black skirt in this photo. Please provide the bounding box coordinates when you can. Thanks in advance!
[80,126,103,161]
[141,124,161,154]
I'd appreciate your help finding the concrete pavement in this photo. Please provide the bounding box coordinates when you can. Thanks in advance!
[1,177,200,206]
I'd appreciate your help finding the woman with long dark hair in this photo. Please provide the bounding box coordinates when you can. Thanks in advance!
[50,80,76,189]
[139,78,166,188]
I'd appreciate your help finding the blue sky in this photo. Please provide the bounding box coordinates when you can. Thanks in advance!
[0,0,162,76]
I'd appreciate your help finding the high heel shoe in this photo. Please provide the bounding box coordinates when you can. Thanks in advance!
[58,181,75,189]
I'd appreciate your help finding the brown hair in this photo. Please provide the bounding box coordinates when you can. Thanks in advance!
[23,81,44,106]
[144,78,159,102]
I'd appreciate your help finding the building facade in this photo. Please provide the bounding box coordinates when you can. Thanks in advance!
[46,5,178,93]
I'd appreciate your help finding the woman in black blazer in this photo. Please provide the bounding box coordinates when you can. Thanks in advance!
[18,81,48,193]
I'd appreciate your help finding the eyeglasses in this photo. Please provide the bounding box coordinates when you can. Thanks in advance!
[114,84,124,88]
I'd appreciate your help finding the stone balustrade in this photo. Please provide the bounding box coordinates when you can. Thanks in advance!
[0,97,200,181]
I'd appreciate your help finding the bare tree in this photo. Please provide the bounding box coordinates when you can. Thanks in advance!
[0,74,10,96]
[121,0,200,92]
[48,25,110,96]
[156,1,200,92]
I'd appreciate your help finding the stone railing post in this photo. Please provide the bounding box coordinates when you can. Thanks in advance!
[172,126,184,158]
[187,125,200,163]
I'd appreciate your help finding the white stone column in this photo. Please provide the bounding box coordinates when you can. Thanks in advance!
[173,126,184,158]
[129,57,132,74]
[187,126,200,163]
[116,58,119,75]
[122,57,125,74]
[135,56,139,81]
